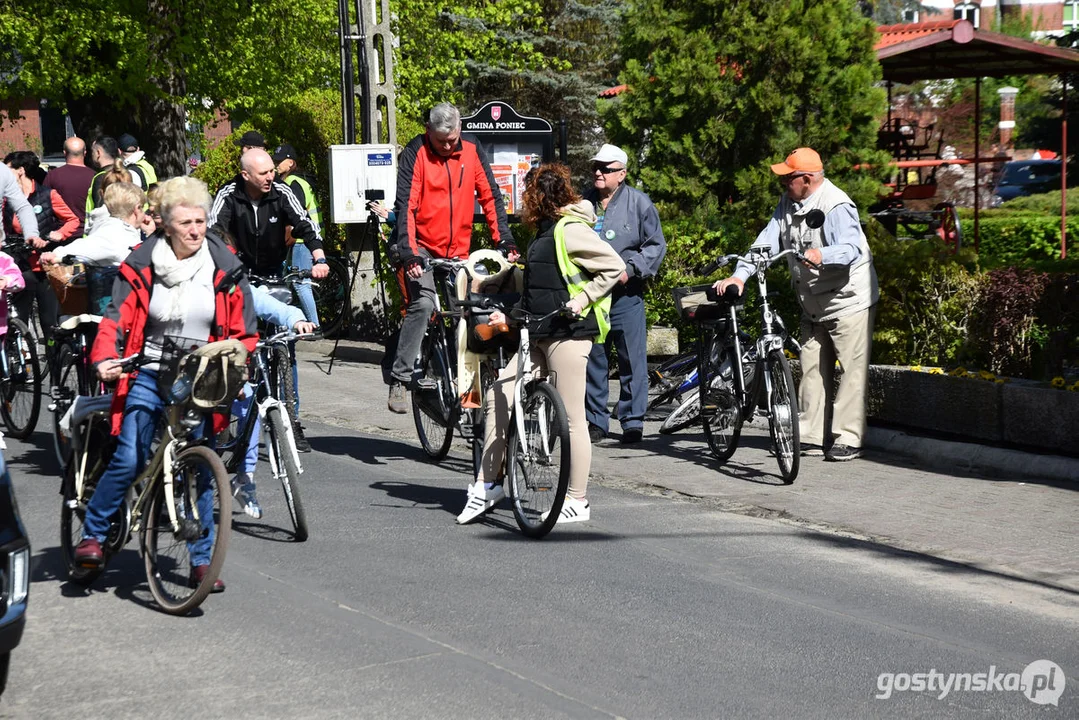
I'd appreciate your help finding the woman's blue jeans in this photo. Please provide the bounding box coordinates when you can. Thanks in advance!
[82,370,217,567]
[289,242,320,326]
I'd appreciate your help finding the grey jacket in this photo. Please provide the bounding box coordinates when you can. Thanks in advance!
[584,183,666,285]
[0,164,39,242]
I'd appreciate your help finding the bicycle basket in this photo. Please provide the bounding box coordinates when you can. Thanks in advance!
[672,284,729,323]
[45,262,89,315]
[156,338,248,410]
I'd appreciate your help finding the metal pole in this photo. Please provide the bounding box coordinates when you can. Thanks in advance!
[337,0,355,144]
[559,118,568,163]
[1063,75,1069,260]
[354,0,372,144]
[974,77,981,252]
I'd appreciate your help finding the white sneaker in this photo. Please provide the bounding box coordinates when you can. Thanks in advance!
[230,473,263,519]
[456,482,505,524]
[541,496,590,524]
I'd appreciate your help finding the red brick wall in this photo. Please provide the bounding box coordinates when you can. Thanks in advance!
[203,108,233,150]
[0,99,42,156]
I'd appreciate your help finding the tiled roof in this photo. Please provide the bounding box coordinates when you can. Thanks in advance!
[875,19,966,50]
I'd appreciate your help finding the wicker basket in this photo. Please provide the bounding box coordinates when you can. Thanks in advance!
[45,263,89,316]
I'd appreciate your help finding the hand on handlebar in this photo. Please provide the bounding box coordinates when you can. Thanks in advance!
[565,297,585,317]
[405,258,424,279]
[712,277,744,297]
[28,236,47,249]
[97,359,124,382]
[293,320,317,335]
[310,261,330,279]
[488,310,506,326]
[800,248,823,269]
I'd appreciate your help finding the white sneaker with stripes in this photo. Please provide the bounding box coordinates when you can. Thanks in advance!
[542,495,590,524]
[456,481,505,524]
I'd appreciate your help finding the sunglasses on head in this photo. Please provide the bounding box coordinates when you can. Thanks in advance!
[593,164,625,174]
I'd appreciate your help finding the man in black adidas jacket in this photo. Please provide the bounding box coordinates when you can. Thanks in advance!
[208,148,329,279]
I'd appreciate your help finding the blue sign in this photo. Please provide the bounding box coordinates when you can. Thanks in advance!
[368,153,392,166]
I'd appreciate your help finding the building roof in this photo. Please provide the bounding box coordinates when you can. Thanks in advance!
[877,19,1079,83]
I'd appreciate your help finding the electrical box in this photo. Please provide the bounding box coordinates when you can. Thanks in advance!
[329,144,397,224]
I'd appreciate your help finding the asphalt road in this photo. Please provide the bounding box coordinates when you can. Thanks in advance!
[2,421,1077,719]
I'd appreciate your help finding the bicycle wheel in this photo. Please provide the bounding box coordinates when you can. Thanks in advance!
[506,381,571,539]
[313,257,350,338]
[51,343,81,470]
[647,352,697,410]
[766,350,800,484]
[0,318,42,439]
[411,335,456,460]
[658,387,701,435]
[143,445,231,615]
[265,405,308,541]
[271,345,300,429]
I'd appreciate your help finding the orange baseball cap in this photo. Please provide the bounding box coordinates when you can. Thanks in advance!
[770,147,823,175]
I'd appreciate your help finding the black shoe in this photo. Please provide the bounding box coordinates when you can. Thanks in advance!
[621,427,643,444]
[588,424,606,443]
[825,444,862,462]
[294,425,312,453]
[801,443,825,457]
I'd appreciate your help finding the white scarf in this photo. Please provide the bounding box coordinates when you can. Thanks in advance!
[151,236,212,322]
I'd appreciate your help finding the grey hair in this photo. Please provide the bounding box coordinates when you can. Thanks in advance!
[427,103,461,134]
[157,176,212,225]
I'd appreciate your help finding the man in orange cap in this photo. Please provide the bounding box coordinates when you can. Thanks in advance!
[713,147,878,461]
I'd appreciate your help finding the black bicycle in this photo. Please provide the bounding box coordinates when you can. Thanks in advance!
[0,291,41,440]
[673,248,810,483]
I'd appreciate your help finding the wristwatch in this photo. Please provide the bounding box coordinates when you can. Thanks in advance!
[314,258,328,265]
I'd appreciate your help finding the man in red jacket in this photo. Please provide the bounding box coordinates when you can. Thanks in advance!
[386,102,517,413]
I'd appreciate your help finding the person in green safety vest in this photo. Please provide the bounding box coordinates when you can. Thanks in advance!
[117,133,158,190]
[455,163,625,527]
[273,143,321,326]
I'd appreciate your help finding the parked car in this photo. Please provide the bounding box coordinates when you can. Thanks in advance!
[0,447,30,696]
[992,159,1062,203]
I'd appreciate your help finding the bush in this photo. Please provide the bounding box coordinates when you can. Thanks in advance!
[867,222,982,367]
[959,214,1072,266]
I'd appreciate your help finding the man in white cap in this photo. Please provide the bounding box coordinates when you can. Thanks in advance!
[583,143,667,444]
[713,147,878,461]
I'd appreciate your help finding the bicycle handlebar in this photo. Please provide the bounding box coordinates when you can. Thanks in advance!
[257,329,322,347]
[250,270,313,286]
[704,247,822,274]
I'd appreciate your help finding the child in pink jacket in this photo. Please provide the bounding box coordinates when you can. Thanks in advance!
[0,252,26,337]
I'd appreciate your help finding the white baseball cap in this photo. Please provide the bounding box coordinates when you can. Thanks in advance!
[591,143,628,166]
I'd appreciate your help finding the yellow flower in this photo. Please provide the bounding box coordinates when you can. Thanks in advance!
[967,372,980,380]
[927,367,944,375]
[784,349,796,360]
[979,370,995,381]
[950,366,967,377]
[1069,381,1079,392]
[995,378,1006,384]
[910,365,922,372]
[1051,376,1066,388]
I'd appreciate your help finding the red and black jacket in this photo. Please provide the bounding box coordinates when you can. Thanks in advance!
[391,132,514,265]
[90,232,259,435]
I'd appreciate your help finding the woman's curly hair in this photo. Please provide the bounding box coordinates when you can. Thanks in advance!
[520,163,580,226]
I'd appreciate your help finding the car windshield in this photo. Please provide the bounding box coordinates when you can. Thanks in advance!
[999,163,1060,186]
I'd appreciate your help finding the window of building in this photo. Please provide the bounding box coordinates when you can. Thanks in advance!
[902,9,920,23]
[954,2,980,29]
[1066,0,1079,31]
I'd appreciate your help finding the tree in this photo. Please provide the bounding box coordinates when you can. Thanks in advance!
[455,0,624,178]
[0,0,337,177]
[603,0,890,227]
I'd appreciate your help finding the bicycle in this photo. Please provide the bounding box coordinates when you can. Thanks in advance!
[458,298,573,538]
[249,270,309,431]
[672,247,811,484]
[217,329,317,541]
[59,339,242,614]
[47,258,108,470]
[0,290,42,440]
[409,257,475,462]
[307,255,350,337]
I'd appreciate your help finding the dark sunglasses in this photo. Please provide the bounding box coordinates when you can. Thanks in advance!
[781,173,812,185]
[593,164,625,174]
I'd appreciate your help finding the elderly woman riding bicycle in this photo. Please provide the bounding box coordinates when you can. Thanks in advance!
[74,176,258,592]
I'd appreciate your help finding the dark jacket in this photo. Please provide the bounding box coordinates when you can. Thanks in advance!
[209,175,323,275]
[90,232,259,435]
[391,132,514,265]
[523,219,599,340]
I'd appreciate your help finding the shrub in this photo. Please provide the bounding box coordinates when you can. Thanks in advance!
[867,222,982,367]
[967,267,1051,378]
[959,214,1072,266]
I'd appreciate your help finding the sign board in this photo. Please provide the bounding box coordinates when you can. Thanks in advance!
[328,144,397,224]
[461,102,556,221]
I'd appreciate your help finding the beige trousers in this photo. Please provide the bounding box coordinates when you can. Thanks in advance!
[478,337,593,500]
[798,306,876,448]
